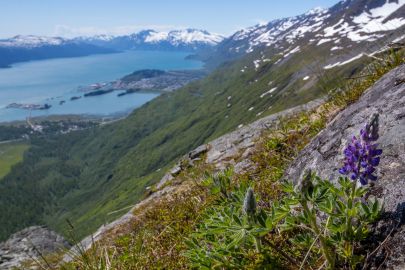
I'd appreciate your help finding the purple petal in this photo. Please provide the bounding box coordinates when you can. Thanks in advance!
[359,176,368,185]
[368,174,377,181]
[371,157,380,166]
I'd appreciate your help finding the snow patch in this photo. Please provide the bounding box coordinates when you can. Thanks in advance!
[317,38,332,45]
[260,87,277,98]
[283,46,300,58]
[253,59,261,69]
[324,53,364,69]
[0,35,65,48]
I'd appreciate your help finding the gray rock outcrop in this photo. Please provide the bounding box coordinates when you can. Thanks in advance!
[285,65,405,269]
[157,98,324,188]
[0,226,70,269]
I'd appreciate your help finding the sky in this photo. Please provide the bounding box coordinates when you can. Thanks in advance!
[0,0,340,38]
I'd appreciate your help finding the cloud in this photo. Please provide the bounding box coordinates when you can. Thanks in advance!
[53,24,185,38]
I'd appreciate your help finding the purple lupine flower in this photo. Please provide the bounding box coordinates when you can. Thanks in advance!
[339,114,382,185]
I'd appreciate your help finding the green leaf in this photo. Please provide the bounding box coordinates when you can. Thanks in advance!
[232,214,242,225]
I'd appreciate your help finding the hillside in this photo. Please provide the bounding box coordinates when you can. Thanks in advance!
[0,0,404,249]
[198,0,405,68]
[60,62,404,270]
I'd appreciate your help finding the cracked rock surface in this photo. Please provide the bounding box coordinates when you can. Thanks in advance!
[0,226,70,269]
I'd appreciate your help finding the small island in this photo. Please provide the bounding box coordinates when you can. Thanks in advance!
[6,103,52,110]
[78,69,206,98]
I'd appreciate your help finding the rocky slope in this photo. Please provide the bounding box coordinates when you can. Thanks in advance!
[63,64,404,268]
[63,96,325,261]
[0,226,70,270]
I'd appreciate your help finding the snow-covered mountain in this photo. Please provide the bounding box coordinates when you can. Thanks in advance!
[0,35,116,68]
[0,35,67,48]
[75,29,224,51]
[0,29,224,67]
[206,0,404,67]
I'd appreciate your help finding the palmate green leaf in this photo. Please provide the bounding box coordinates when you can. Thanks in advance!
[281,181,295,193]
[353,224,368,240]
[184,238,199,249]
[201,175,214,187]
[354,186,368,197]
[279,221,294,232]
[318,196,335,214]
[347,207,358,217]
[335,199,346,215]
[312,186,329,203]
[338,176,352,188]
[328,222,344,234]
[233,214,242,226]
[226,229,247,249]
[360,202,371,216]
[265,215,275,230]
[210,185,221,195]
[371,198,383,218]
[273,207,289,223]
[257,210,267,228]
[279,215,297,232]
[290,232,314,248]
[252,227,272,237]
[283,197,300,206]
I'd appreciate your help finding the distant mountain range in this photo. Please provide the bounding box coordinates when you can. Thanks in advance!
[3,0,404,70]
[0,29,224,68]
[73,29,224,51]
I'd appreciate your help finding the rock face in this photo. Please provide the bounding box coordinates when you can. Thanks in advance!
[0,226,70,269]
[156,98,325,189]
[285,65,405,269]
[205,98,325,172]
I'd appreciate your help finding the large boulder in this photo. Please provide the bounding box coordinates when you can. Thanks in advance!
[0,226,70,269]
[285,64,405,269]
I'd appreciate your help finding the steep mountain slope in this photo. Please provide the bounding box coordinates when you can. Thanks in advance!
[0,0,403,242]
[66,63,404,270]
[201,0,405,67]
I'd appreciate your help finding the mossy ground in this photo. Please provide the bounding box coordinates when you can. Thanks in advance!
[0,142,29,180]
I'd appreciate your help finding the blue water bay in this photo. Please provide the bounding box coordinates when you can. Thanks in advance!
[0,50,202,122]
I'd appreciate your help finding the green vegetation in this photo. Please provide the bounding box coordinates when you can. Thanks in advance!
[0,142,29,179]
[51,49,403,270]
[120,69,166,83]
[0,125,30,141]
[0,39,402,250]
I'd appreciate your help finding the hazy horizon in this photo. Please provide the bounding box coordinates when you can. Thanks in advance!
[0,0,340,39]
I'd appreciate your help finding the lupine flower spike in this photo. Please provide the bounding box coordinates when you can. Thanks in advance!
[339,113,382,185]
[243,187,257,216]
